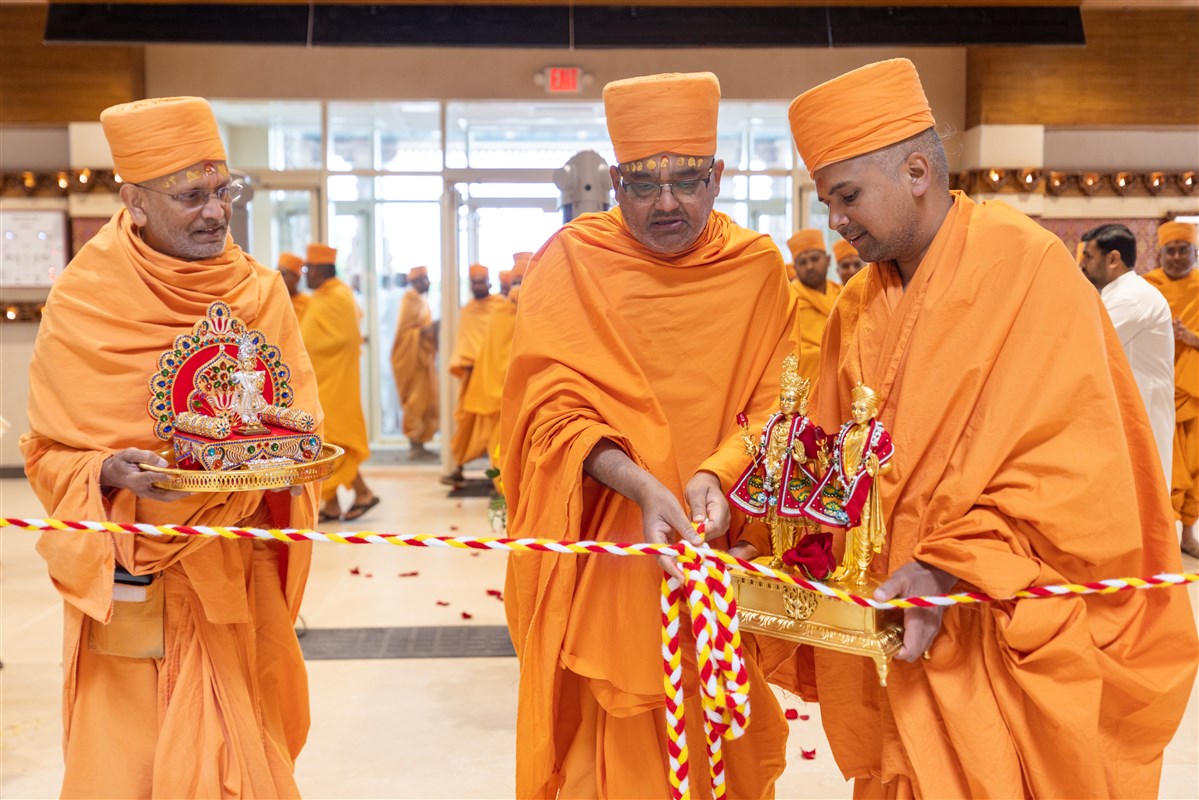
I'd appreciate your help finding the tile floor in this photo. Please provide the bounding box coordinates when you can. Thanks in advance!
[2,464,1196,799]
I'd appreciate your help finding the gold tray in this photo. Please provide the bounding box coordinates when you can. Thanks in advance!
[734,563,904,686]
[139,444,344,493]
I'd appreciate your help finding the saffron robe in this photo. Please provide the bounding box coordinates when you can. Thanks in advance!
[390,288,439,444]
[21,208,321,798]
[793,280,841,386]
[449,294,507,465]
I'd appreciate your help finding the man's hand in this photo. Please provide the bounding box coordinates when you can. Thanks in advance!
[684,471,730,542]
[873,560,958,662]
[1173,318,1199,350]
[100,448,188,503]
[635,478,703,581]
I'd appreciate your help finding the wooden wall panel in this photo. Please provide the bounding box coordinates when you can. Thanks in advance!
[1,4,144,125]
[967,8,1199,126]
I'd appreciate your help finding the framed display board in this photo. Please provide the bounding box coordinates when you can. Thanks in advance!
[0,209,68,287]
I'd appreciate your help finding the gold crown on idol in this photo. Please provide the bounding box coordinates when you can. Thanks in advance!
[779,354,809,397]
[851,383,880,412]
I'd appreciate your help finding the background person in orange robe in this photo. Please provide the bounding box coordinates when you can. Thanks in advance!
[300,243,377,522]
[467,285,521,466]
[1145,220,1199,557]
[502,72,796,799]
[444,264,507,486]
[391,266,439,460]
[20,97,322,799]
[778,58,1197,798]
[277,251,309,320]
[498,268,513,297]
[788,228,841,385]
[832,238,865,285]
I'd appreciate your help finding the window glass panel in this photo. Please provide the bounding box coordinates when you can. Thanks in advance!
[446,101,614,169]
[376,175,443,202]
[329,102,442,173]
[210,100,321,171]
[717,102,793,171]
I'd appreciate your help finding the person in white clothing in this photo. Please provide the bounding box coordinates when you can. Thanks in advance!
[1081,223,1175,482]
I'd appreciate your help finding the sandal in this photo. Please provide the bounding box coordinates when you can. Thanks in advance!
[341,495,381,522]
[318,509,340,524]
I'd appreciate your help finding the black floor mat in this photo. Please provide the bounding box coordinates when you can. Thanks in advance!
[299,625,515,660]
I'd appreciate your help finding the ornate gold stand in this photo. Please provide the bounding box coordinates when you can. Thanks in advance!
[734,561,903,686]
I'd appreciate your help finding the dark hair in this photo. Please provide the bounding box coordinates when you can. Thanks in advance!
[1081,223,1137,269]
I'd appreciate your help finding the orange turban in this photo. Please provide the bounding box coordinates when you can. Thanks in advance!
[468,264,489,280]
[409,266,429,280]
[1158,221,1198,248]
[603,72,720,164]
[788,59,935,176]
[1075,241,1086,264]
[306,243,337,265]
[277,252,303,274]
[100,97,227,185]
[787,229,826,259]
[832,239,859,263]
[512,252,533,279]
[499,269,513,287]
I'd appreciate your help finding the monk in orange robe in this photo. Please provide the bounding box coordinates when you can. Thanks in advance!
[277,251,309,320]
[464,285,521,468]
[498,268,513,297]
[832,238,864,286]
[502,72,796,799]
[300,243,376,522]
[775,58,1197,798]
[1145,220,1199,557]
[445,264,508,484]
[391,266,439,460]
[20,97,321,799]
[788,228,841,385]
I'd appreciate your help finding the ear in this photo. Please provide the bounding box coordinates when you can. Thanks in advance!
[906,152,932,199]
[119,184,149,226]
[609,165,623,195]
[711,158,726,198]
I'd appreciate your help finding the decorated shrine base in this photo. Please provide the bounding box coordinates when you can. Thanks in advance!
[173,425,322,471]
[733,562,904,686]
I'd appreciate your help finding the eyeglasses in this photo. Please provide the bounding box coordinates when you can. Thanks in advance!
[619,164,714,204]
[135,181,243,211]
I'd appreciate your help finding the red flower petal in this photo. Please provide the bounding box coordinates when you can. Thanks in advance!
[469,552,481,557]
[784,709,799,720]
[398,571,420,577]
[799,714,810,721]
[486,589,504,599]
[349,567,360,575]
[365,573,373,578]
[436,600,450,606]
[460,611,473,620]
[449,525,459,532]
[801,748,816,760]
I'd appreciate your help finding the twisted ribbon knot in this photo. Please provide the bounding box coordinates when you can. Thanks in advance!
[661,542,752,800]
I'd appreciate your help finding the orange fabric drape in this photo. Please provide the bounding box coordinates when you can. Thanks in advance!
[463,298,517,458]
[788,193,1197,798]
[792,280,841,387]
[501,207,798,798]
[449,294,507,464]
[300,277,369,501]
[390,288,439,443]
[1144,268,1199,524]
[20,208,321,797]
[291,291,310,322]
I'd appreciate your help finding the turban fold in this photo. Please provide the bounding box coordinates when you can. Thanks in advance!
[306,243,337,265]
[468,264,489,280]
[603,72,720,164]
[101,97,226,185]
[833,239,859,263]
[788,59,935,176]
[1158,221,1198,248]
[787,229,826,259]
[277,253,303,274]
[512,252,533,279]
[408,266,429,280]
[1075,241,1086,264]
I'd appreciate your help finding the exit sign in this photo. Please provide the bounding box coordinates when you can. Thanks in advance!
[546,67,581,94]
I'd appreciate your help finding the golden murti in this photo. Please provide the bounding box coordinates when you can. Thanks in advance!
[730,359,901,683]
